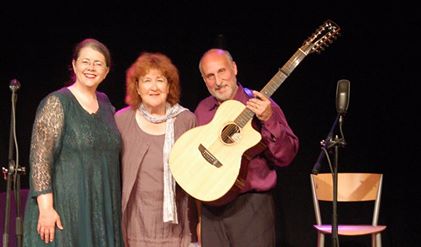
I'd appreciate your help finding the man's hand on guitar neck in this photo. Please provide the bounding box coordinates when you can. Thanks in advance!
[246,90,273,122]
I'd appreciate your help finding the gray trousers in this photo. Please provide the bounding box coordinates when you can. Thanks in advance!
[201,191,276,247]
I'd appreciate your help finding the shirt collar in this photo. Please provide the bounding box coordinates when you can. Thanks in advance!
[207,83,250,111]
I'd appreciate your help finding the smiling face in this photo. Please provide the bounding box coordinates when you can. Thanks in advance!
[199,49,238,103]
[72,46,109,90]
[137,68,170,115]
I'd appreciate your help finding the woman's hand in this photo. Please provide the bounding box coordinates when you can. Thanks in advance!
[37,193,64,243]
[196,220,201,245]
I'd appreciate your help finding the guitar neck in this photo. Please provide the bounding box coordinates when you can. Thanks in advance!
[235,19,341,129]
[235,46,308,128]
[260,47,308,98]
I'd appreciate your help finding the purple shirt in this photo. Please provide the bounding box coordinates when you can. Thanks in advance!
[194,84,299,192]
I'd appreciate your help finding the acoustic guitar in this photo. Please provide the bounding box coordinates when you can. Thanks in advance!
[170,20,341,205]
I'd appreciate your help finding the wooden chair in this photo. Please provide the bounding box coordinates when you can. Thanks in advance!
[310,173,386,247]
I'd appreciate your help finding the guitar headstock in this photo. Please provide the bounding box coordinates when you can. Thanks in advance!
[301,20,341,55]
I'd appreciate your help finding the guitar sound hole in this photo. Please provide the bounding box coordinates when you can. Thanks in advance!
[221,123,241,144]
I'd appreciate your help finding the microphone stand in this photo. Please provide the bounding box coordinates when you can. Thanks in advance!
[312,115,339,175]
[312,114,346,247]
[2,81,26,247]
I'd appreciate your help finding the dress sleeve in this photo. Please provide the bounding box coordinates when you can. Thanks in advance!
[29,95,64,196]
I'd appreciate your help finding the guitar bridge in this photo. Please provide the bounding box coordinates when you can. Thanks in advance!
[198,144,222,168]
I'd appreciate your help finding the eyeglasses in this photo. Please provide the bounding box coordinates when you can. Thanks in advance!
[77,58,106,70]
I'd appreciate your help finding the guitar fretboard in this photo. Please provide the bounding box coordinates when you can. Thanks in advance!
[234,45,309,128]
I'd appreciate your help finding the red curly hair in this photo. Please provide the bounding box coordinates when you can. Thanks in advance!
[125,52,181,109]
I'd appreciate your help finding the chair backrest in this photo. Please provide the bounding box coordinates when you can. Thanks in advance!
[310,173,383,226]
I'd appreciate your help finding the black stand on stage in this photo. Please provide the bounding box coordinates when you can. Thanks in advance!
[2,79,26,247]
[312,79,350,247]
[314,116,347,247]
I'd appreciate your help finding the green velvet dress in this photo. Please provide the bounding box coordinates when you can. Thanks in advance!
[23,87,123,247]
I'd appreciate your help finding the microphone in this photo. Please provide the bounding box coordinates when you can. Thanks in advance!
[9,79,21,92]
[336,79,350,115]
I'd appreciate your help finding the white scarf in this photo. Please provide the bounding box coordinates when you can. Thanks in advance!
[139,103,187,223]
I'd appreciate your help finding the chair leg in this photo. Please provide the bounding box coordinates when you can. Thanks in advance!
[317,232,324,247]
[372,233,382,247]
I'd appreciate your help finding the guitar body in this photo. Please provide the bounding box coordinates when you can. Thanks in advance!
[169,100,261,204]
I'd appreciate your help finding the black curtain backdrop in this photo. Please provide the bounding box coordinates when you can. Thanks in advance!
[1,2,419,246]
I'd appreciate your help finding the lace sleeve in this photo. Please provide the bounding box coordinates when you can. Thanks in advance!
[30,95,64,195]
